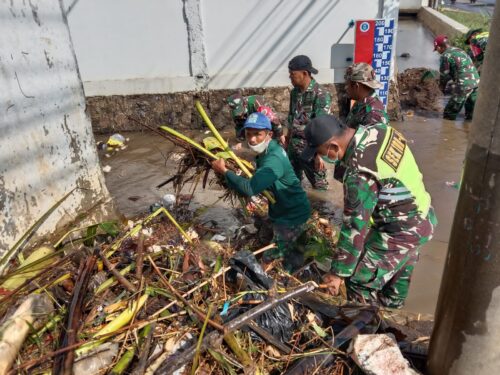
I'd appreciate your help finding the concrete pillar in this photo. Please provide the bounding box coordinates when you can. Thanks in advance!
[0,0,111,273]
[428,3,500,374]
[182,0,209,89]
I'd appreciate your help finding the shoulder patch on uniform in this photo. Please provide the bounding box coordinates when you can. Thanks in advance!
[381,128,406,171]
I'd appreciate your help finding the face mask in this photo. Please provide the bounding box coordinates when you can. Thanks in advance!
[248,135,271,154]
[321,154,339,164]
[321,144,339,164]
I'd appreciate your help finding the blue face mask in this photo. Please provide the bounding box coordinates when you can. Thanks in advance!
[321,145,339,164]
[321,155,339,164]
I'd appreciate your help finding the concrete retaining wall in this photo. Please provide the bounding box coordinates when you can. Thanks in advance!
[0,0,111,270]
[400,0,426,13]
[87,81,402,134]
[418,6,469,38]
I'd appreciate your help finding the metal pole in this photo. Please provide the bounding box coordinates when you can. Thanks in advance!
[428,3,500,374]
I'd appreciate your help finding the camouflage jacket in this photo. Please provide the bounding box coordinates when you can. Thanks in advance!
[439,46,480,92]
[232,95,283,139]
[331,124,432,277]
[346,92,389,129]
[287,79,332,139]
[468,32,489,71]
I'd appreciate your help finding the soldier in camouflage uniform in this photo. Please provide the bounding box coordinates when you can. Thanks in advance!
[302,115,437,308]
[465,28,489,74]
[434,35,480,121]
[344,62,389,129]
[287,55,332,190]
[226,92,285,146]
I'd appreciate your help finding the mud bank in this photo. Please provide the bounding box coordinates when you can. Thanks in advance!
[398,67,442,112]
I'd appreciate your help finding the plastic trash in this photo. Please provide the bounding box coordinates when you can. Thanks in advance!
[162,194,176,209]
[73,342,118,375]
[102,165,112,173]
[210,234,227,242]
[96,141,108,151]
[107,133,125,147]
[350,334,419,375]
[149,203,162,213]
[242,224,258,234]
[226,250,295,343]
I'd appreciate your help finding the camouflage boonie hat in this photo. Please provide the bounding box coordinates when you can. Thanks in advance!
[226,92,246,119]
[344,62,382,89]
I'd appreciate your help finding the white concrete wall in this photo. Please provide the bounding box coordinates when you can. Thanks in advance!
[65,0,400,95]
[400,0,427,11]
[0,0,110,271]
[418,6,469,38]
[203,0,380,89]
[65,0,191,95]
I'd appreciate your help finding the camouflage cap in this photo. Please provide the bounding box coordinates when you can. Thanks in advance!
[226,92,247,119]
[344,62,382,89]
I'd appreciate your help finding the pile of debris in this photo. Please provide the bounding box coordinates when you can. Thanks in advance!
[0,207,431,375]
[398,68,442,112]
[0,102,432,375]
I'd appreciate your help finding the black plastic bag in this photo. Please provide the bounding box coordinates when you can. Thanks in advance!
[225,250,295,343]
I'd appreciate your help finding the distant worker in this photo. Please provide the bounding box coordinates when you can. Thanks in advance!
[287,55,332,190]
[226,93,285,149]
[465,28,489,74]
[434,35,480,121]
[211,112,311,271]
[302,115,437,308]
[344,62,389,129]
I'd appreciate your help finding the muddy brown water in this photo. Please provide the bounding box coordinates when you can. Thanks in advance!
[96,113,468,315]
[397,18,440,72]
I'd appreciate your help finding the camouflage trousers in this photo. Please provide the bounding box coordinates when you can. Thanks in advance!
[262,222,307,272]
[444,88,477,120]
[347,208,437,309]
[288,138,329,190]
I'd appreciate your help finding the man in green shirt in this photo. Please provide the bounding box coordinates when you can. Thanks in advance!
[287,55,332,190]
[302,115,436,308]
[211,112,311,271]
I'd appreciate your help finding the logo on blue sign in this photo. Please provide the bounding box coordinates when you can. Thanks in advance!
[360,22,370,32]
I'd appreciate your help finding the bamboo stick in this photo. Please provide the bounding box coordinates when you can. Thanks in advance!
[159,126,218,159]
[135,234,145,280]
[149,256,224,331]
[0,295,53,374]
[223,332,253,367]
[195,100,276,204]
[99,251,136,293]
[53,252,97,375]
[131,323,155,375]
[191,305,214,375]
[76,294,149,356]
